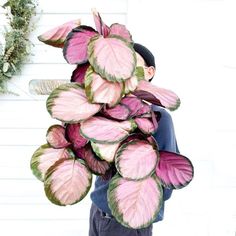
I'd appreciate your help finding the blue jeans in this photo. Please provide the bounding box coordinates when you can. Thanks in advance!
[89,203,153,236]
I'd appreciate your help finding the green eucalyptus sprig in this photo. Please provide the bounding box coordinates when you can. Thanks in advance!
[0,0,38,94]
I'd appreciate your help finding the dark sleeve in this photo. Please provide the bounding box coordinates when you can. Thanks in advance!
[152,107,180,201]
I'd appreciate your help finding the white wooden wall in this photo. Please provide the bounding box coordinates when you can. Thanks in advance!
[0,0,235,235]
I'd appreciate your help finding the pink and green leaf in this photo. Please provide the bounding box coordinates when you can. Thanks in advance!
[156,151,194,189]
[101,104,131,121]
[44,158,92,205]
[74,144,110,175]
[63,26,98,64]
[71,63,90,86]
[108,173,163,229]
[85,66,124,107]
[88,35,136,82]
[134,117,156,135]
[30,144,72,181]
[38,19,81,48]
[132,80,181,111]
[115,140,159,180]
[65,123,88,149]
[109,23,132,42]
[80,116,137,144]
[92,9,110,37]
[46,83,102,123]
[46,125,70,148]
[91,141,120,162]
[120,96,144,117]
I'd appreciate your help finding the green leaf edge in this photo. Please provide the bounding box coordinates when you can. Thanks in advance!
[168,98,181,111]
[38,35,65,48]
[135,66,145,81]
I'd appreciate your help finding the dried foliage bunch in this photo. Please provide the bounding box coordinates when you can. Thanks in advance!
[30,10,194,229]
[0,0,37,93]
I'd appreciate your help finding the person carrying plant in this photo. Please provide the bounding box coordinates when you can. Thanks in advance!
[31,11,193,236]
[88,43,180,236]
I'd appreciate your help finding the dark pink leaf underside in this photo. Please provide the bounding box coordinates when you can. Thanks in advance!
[156,151,194,189]
[63,26,98,64]
[102,104,131,120]
[75,144,110,175]
[71,63,90,85]
[65,123,88,149]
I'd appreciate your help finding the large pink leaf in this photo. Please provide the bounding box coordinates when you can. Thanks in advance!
[71,63,90,86]
[91,141,120,162]
[44,158,92,205]
[92,9,110,37]
[75,144,110,175]
[38,19,81,48]
[115,140,159,180]
[156,151,194,189]
[46,125,70,148]
[109,23,132,42]
[85,67,124,107]
[30,144,72,181]
[108,173,163,229]
[134,117,156,135]
[132,80,181,111]
[80,116,137,144]
[88,35,136,82]
[101,104,131,121]
[63,26,98,64]
[46,83,102,123]
[65,123,88,149]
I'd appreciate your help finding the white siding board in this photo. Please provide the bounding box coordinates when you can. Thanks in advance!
[0,129,47,146]
[0,101,57,128]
